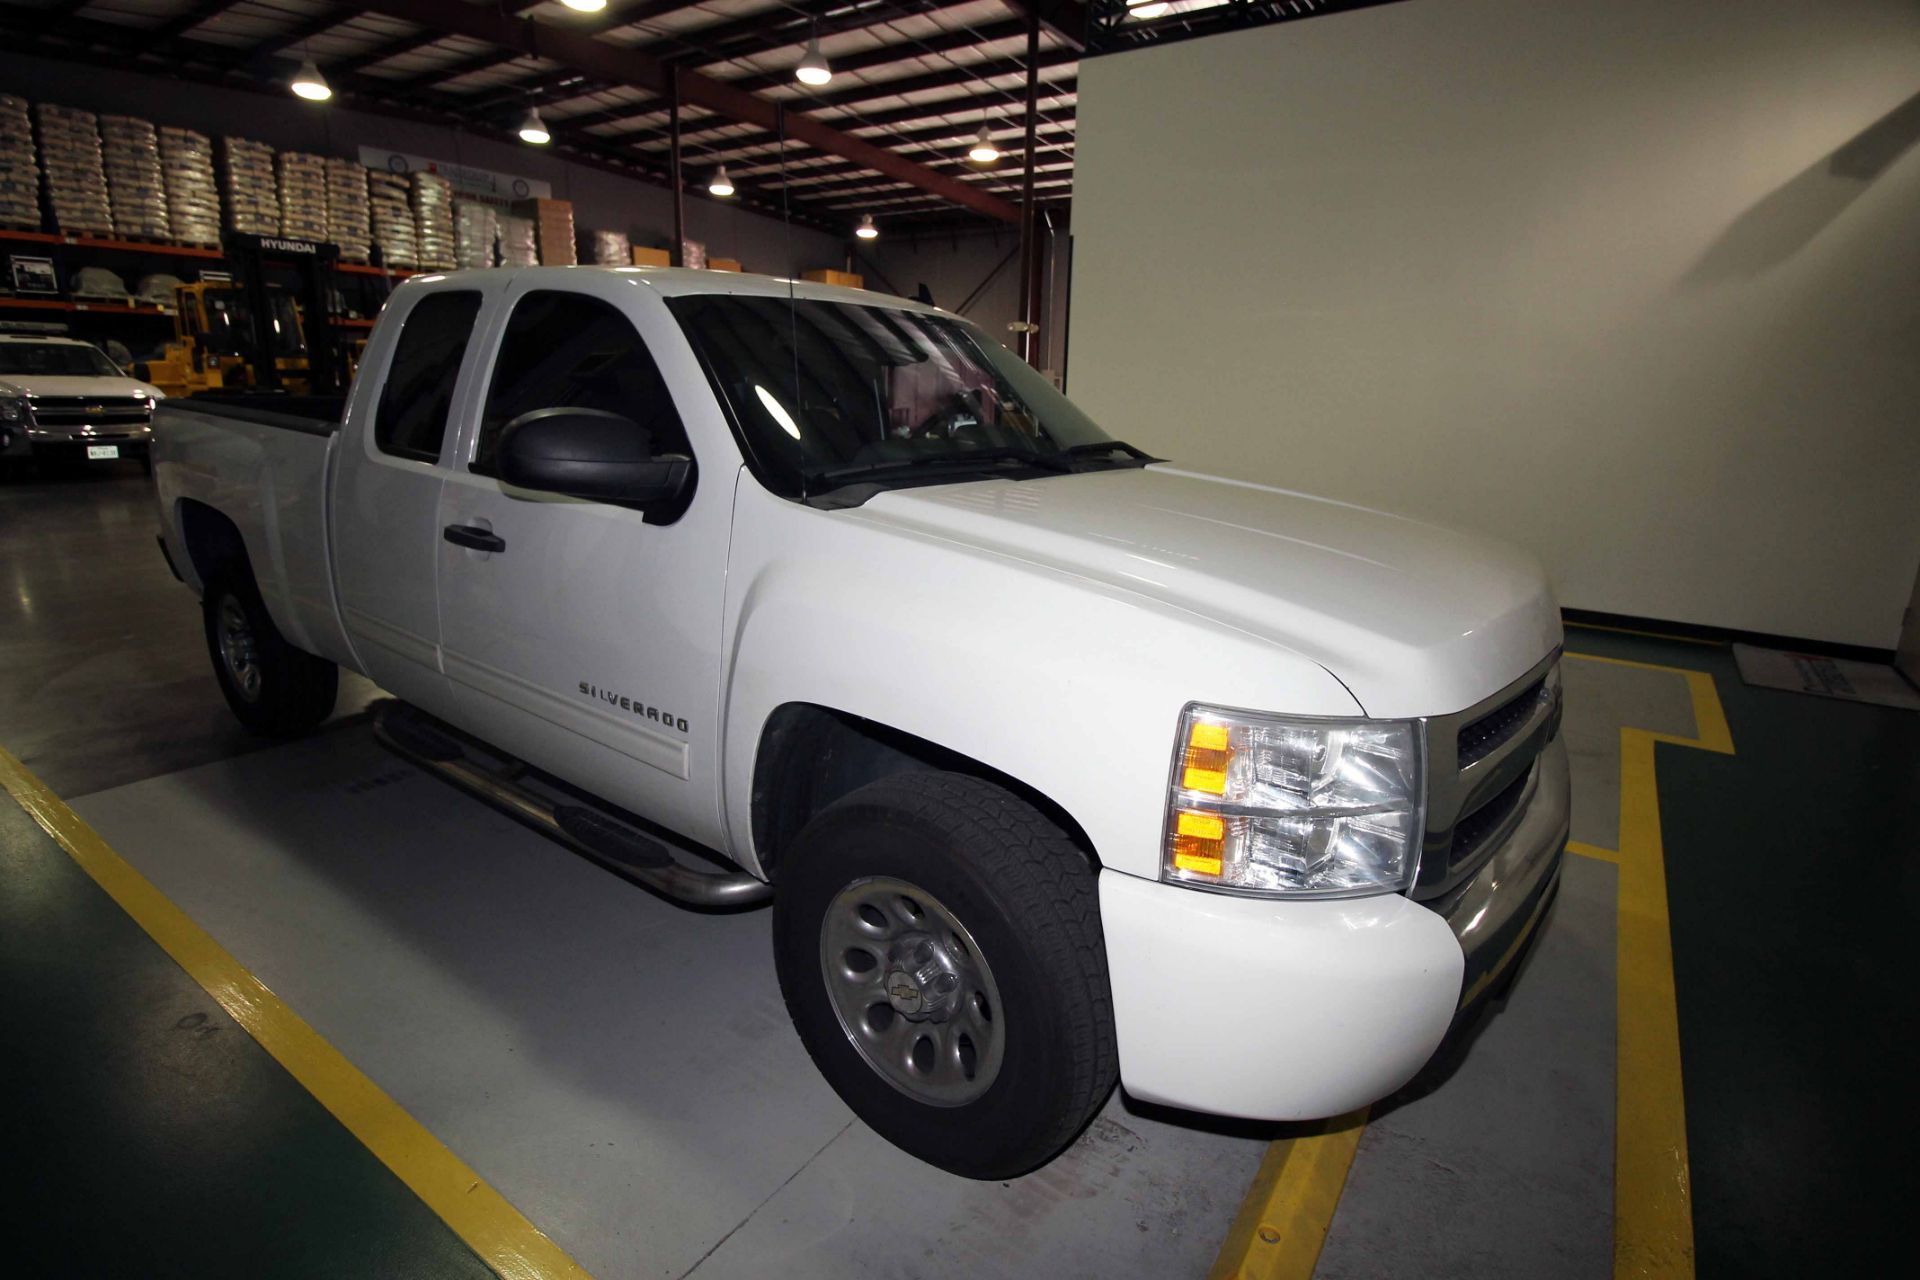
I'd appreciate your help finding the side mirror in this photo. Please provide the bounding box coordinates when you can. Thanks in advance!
[495,407,693,506]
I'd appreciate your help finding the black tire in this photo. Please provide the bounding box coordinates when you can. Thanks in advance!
[202,571,338,736]
[773,772,1118,1179]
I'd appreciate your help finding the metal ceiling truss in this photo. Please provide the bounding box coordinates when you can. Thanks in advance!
[679,87,1079,172]
[587,51,1079,153]
[349,0,1021,222]
[0,6,847,232]
[0,0,1093,228]
[1084,0,1400,56]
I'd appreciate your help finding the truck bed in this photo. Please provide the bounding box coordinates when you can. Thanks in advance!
[152,392,355,669]
[166,392,347,436]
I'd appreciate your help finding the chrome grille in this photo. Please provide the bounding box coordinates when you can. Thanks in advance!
[1458,677,1547,766]
[28,396,153,428]
[1412,649,1562,901]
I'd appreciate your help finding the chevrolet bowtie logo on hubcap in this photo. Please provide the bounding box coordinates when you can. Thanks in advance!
[885,972,926,1015]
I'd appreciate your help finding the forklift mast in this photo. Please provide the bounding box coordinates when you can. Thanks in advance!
[221,231,345,395]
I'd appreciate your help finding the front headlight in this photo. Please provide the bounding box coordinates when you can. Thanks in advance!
[1163,705,1424,898]
[0,397,23,423]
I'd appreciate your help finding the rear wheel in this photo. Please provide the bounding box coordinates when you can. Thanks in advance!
[774,772,1117,1179]
[203,572,338,736]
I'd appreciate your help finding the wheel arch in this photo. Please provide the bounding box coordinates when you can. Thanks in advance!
[174,497,253,595]
[749,702,1100,883]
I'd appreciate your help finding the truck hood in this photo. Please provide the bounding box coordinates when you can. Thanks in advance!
[857,465,1561,718]
[0,375,162,399]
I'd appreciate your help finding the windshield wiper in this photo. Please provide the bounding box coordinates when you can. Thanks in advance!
[1058,440,1157,462]
[807,447,1075,486]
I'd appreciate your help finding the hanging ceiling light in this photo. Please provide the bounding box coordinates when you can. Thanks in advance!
[795,33,833,87]
[967,125,1000,164]
[1129,0,1171,18]
[559,0,608,10]
[518,107,551,145]
[709,165,735,197]
[290,58,332,102]
[854,214,879,241]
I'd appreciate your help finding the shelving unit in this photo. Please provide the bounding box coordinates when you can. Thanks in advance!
[0,228,405,357]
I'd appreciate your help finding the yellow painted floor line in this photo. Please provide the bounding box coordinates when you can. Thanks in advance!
[1208,653,1733,1280]
[1566,652,1734,1280]
[1207,1110,1370,1280]
[0,747,594,1280]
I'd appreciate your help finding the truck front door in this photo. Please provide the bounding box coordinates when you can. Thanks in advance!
[433,279,733,846]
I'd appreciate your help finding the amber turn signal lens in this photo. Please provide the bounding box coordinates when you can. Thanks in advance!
[1171,810,1225,876]
[1181,720,1232,794]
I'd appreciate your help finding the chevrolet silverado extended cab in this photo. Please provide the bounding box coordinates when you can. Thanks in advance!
[153,266,1569,1179]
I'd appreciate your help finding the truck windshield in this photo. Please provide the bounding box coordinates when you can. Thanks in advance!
[667,294,1121,497]
[0,343,122,377]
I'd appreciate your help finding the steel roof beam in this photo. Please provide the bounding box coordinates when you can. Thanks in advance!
[596,49,1078,151]
[355,0,1020,221]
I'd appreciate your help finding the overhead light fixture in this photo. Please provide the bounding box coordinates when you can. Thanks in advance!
[290,58,332,102]
[1129,1,1171,17]
[854,214,879,241]
[708,165,735,197]
[967,125,999,164]
[518,107,551,145]
[795,34,833,87]
[559,0,607,10]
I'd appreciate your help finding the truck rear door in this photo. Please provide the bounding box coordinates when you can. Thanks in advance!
[331,284,488,717]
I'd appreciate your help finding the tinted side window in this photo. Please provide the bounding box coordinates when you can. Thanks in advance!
[474,290,689,473]
[374,291,483,463]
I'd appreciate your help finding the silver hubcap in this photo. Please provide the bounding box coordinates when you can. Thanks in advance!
[820,876,1005,1107]
[217,597,263,702]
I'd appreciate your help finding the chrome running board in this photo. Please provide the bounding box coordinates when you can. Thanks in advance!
[372,700,772,910]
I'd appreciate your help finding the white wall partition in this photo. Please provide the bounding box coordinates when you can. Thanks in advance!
[1069,0,1920,648]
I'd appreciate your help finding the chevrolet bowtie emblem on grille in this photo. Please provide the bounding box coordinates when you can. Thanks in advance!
[85,405,104,415]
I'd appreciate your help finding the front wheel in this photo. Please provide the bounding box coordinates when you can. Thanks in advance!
[202,572,338,736]
[773,772,1118,1179]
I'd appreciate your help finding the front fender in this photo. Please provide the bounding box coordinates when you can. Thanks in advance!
[719,482,1362,880]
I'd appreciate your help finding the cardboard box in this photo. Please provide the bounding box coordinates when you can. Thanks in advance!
[630,245,671,268]
[802,268,862,288]
[514,197,575,266]
[706,257,742,273]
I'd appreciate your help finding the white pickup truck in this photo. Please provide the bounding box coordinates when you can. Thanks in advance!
[153,266,1569,1179]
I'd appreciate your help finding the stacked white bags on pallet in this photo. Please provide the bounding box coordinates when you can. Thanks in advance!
[368,170,417,268]
[496,214,537,266]
[453,199,497,270]
[0,95,39,231]
[158,127,221,247]
[35,103,113,236]
[410,171,455,270]
[276,151,329,242]
[587,228,630,266]
[99,115,171,241]
[221,137,278,235]
[325,159,371,263]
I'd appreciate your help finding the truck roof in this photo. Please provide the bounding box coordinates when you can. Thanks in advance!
[0,334,92,346]
[402,265,943,317]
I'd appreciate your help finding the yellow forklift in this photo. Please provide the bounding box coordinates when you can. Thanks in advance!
[136,233,352,399]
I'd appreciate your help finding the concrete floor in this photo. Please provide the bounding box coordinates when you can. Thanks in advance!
[5,467,1912,1277]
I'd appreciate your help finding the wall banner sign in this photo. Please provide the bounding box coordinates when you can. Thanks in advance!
[357,148,553,206]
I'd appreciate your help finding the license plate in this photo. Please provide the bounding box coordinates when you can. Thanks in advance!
[86,445,119,460]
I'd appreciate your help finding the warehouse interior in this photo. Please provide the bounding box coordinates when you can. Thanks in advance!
[2,2,1916,1279]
